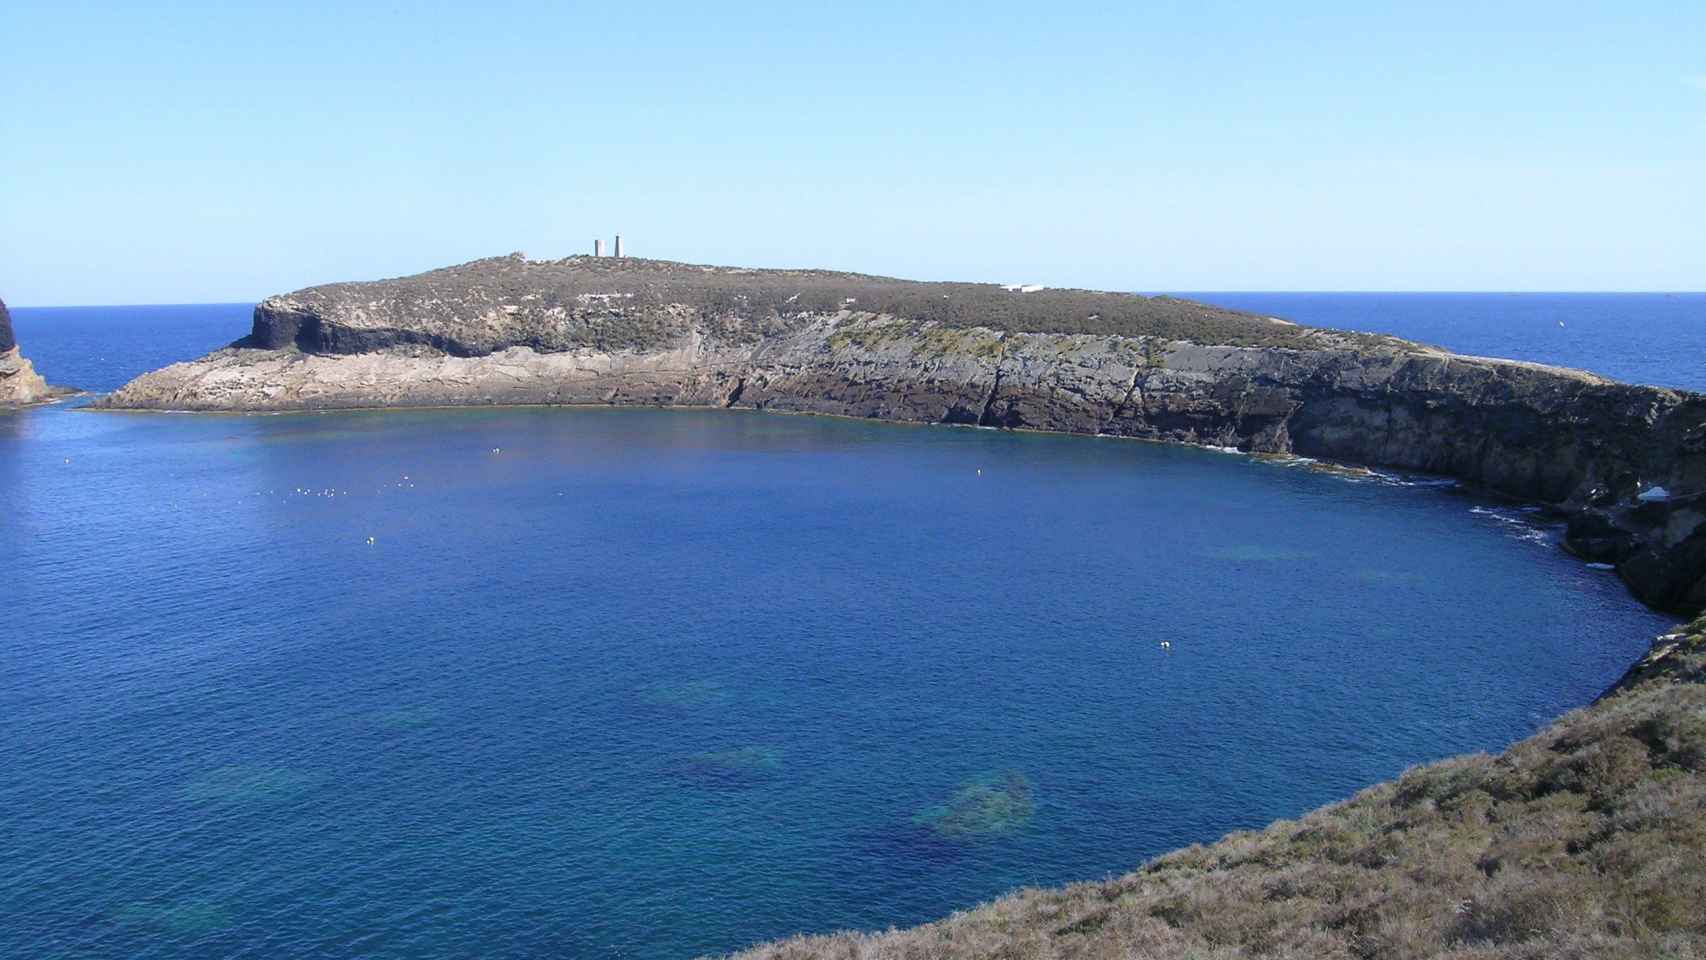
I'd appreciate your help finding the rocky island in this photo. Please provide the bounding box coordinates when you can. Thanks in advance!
[101,254,1706,615]
[0,297,55,406]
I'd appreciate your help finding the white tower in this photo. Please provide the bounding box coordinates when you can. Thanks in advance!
[594,239,603,257]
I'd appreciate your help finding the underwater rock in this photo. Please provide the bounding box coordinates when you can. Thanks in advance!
[636,679,731,710]
[372,705,438,731]
[1355,569,1429,587]
[914,771,1036,838]
[112,900,234,935]
[672,745,785,788]
[181,764,314,803]
[1301,460,1378,481]
[1201,545,1318,563]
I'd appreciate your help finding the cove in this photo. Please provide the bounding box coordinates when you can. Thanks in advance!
[0,404,1675,959]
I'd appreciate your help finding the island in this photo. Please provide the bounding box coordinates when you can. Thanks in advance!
[0,297,55,406]
[100,253,1706,615]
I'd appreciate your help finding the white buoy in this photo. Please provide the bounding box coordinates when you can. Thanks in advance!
[1160,641,1171,651]
[366,536,375,545]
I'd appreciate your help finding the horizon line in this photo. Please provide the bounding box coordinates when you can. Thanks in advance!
[12,290,1705,310]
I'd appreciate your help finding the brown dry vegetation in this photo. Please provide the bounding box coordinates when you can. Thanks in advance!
[726,616,1706,960]
[300,255,1420,353]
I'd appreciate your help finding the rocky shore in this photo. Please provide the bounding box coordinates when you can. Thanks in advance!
[0,297,55,406]
[100,254,1706,614]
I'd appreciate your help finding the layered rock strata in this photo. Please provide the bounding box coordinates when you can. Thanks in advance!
[0,297,52,406]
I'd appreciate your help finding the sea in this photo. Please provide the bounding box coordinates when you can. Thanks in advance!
[2,293,1697,959]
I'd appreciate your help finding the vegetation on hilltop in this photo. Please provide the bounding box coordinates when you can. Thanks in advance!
[0,296,15,352]
[291,255,1419,353]
[727,616,1706,960]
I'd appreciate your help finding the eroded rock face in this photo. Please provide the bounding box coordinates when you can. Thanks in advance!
[0,297,52,406]
[99,255,1706,614]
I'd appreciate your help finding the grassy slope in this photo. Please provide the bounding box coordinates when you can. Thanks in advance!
[730,616,1706,960]
[295,255,1420,353]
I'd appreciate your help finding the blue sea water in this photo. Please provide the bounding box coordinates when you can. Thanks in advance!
[1184,292,1706,393]
[0,297,1691,959]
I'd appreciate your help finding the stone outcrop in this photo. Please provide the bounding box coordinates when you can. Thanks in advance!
[98,254,1706,614]
[0,297,53,406]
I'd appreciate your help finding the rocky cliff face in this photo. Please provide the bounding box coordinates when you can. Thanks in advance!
[0,297,53,406]
[100,255,1706,614]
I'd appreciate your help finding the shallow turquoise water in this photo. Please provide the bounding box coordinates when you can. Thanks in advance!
[0,398,1674,959]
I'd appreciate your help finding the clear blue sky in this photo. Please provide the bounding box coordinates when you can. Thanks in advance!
[4,1,1703,304]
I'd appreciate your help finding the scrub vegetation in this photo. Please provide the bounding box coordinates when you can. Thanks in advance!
[727,615,1706,960]
[305,254,1418,353]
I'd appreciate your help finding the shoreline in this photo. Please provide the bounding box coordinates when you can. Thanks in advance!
[77,391,1679,691]
[44,386,1699,957]
[79,390,1595,537]
[63,254,1706,952]
[1,386,85,411]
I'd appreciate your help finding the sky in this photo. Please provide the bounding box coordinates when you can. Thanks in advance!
[3,1,1704,304]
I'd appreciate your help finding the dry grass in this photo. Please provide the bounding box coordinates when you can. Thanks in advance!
[724,616,1706,960]
[295,255,1419,354]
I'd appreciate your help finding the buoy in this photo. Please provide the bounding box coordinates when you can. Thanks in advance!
[366,536,375,545]
[1160,641,1171,650]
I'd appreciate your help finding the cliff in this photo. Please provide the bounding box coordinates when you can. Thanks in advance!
[0,297,54,406]
[726,613,1706,960]
[99,254,1706,613]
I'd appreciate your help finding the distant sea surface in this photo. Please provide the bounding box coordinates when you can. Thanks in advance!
[0,294,1691,959]
[1185,292,1706,393]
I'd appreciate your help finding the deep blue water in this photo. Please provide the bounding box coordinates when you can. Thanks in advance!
[1183,292,1706,393]
[9,303,253,394]
[0,298,1689,959]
